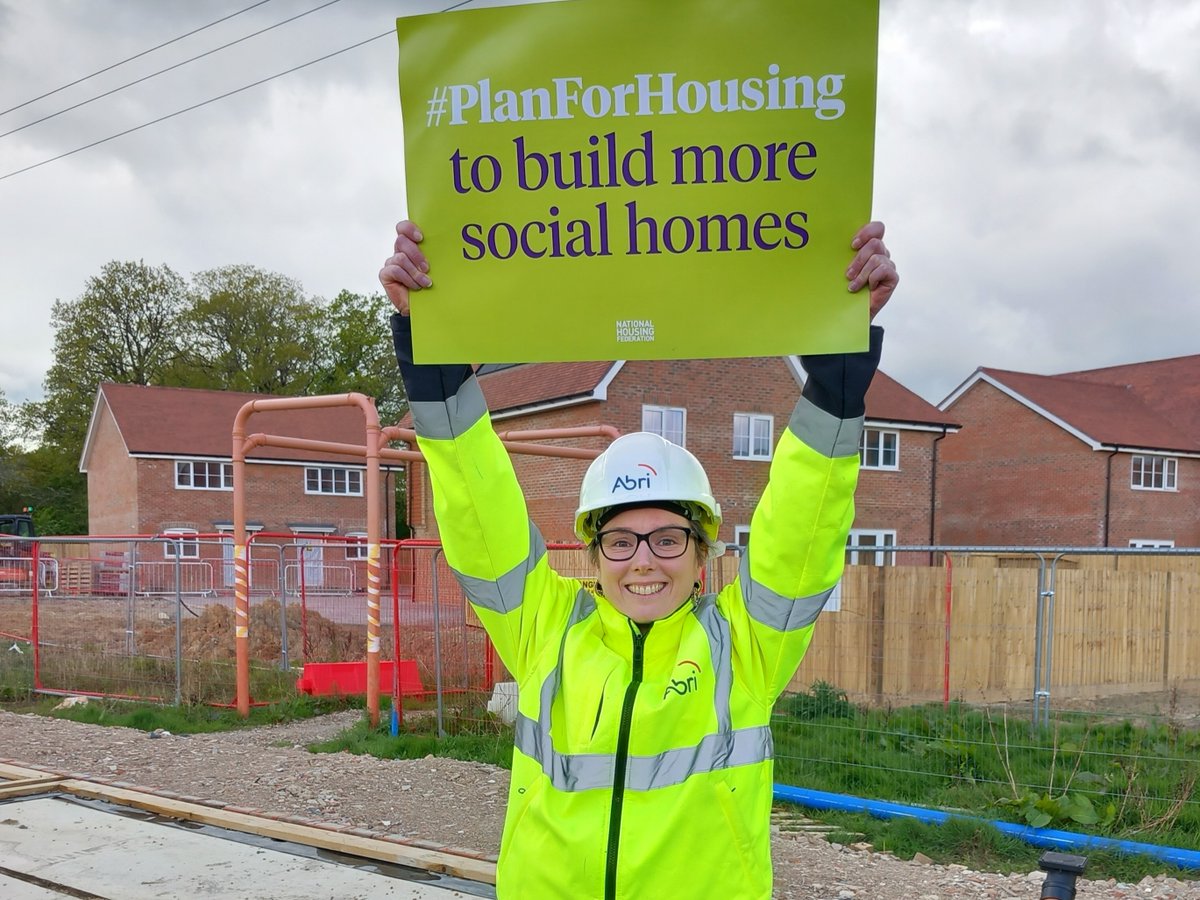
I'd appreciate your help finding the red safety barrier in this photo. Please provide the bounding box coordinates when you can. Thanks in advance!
[295,659,424,697]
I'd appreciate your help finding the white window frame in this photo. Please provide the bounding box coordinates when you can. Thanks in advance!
[733,525,751,549]
[847,528,897,565]
[828,528,897,613]
[162,528,199,559]
[733,413,773,461]
[642,405,687,447]
[1129,539,1175,549]
[345,531,369,560]
[1130,455,1177,491]
[860,429,899,470]
[175,459,233,491]
[304,466,364,496]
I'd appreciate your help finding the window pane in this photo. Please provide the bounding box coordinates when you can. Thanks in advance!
[752,418,770,455]
[176,462,191,487]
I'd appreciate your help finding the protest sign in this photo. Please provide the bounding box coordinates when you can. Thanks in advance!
[396,0,878,362]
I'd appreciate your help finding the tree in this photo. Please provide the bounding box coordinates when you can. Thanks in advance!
[40,260,189,449]
[314,290,408,425]
[181,265,326,395]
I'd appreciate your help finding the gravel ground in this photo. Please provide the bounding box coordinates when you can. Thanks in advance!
[1,708,1197,899]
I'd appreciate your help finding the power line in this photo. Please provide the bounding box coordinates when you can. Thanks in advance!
[0,0,346,141]
[0,0,278,118]
[0,30,394,183]
[0,0,481,183]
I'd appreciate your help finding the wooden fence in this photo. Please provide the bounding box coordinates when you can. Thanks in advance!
[789,564,1200,705]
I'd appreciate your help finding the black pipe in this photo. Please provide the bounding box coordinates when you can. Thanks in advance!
[1038,851,1087,899]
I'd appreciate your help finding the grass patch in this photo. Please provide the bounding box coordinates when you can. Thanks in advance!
[772,682,1200,883]
[311,701,514,768]
[3,692,359,733]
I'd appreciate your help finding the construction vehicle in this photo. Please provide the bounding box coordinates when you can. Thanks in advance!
[0,512,36,587]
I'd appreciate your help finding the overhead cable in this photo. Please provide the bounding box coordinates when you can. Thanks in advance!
[0,0,346,141]
[0,0,277,118]
[0,30,393,183]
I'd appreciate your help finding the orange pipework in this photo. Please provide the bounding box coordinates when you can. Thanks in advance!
[234,395,621,725]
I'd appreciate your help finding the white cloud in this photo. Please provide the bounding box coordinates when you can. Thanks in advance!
[1,0,1197,406]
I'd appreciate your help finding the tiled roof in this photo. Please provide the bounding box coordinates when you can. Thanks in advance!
[471,358,954,428]
[478,361,617,413]
[89,382,400,466]
[976,354,1200,453]
[866,371,958,428]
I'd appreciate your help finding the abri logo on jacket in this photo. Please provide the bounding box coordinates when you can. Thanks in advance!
[611,463,656,494]
[664,660,701,700]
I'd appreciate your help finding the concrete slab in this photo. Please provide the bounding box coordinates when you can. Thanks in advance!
[0,795,489,899]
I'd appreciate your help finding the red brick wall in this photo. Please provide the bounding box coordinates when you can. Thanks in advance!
[1107,455,1199,547]
[854,429,944,556]
[410,358,939,550]
[937,381,1182,547]
[132,458,397,539]
[940,382,1199,548]
[86,405,140,535]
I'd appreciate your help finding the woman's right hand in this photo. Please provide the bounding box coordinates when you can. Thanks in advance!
[379,220,431,316]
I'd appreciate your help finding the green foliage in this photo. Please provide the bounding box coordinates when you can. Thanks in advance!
[770,692,1200,872]
[776,679,856,720]
[314,290,408,426]
[179,265,325,394]
[19,258,410,535]
[26,693,356,733]
[39,260,189,450]
[310,704,513,769]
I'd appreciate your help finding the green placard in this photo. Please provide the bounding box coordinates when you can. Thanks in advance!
[397,0,878,362]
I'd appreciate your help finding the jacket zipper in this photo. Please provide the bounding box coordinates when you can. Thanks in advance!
[604,624,645,900]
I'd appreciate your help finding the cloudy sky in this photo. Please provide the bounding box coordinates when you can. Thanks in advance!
[1,0,1197,409]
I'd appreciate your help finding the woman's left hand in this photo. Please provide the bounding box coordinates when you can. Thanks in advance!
[846,221,898,321]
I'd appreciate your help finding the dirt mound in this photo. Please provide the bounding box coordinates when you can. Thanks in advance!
[139,599,366,663]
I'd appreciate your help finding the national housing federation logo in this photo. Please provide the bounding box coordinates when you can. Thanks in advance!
[616,318,655,343]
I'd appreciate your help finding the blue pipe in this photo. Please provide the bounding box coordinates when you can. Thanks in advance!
[774,784,1200,871]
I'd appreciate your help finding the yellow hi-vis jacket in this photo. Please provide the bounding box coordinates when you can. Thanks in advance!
[393,316,882,900]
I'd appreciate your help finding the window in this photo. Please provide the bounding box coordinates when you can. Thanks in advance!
[847,529,897,565]
[828,529,897,613]
[642,405,686,447]
[304,467,363,496]
[733,525,750,549]
[175,460,233,490]
[733,414,773,460]
[1129,539,1174,549]
[162,528,199,559]
[1131,456,1176,491]
[345,532,368,560]
[859,429,899,470]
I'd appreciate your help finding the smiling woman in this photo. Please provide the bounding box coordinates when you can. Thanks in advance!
[380,216,898,899]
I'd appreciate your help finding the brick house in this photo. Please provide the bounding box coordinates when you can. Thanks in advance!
[79,382,402,592]
[936,354,1200,547]
[404,356,958,563]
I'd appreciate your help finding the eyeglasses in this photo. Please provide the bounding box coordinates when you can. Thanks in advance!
[595,526,692,561]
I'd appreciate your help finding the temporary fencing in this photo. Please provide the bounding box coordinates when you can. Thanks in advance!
[3,536,1197,845]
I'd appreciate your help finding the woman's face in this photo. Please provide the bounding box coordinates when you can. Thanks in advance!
[594,506,704,624]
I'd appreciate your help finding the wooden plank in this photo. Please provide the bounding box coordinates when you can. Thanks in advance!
[1,773,495,886]
[0,775,68,799]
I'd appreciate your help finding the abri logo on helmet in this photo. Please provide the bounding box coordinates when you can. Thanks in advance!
[611,463,656,494]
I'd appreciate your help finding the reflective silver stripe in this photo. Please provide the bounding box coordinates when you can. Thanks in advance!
[515,719,772,793]
[740,547,834,632]
[694,596,733,736]
[451,523,546,614]
[410,375,487,440]
[789,395,863,458]
[516,587,604,790]
[514,589,770,793]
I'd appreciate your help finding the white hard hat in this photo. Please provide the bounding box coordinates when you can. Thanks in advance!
[574,432,723,554]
